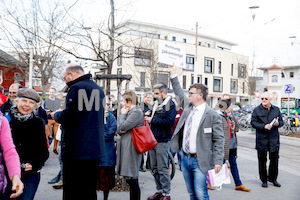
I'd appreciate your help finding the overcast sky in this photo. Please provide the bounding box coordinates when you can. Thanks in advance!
[79,0,300,69]
[2,0,300,69]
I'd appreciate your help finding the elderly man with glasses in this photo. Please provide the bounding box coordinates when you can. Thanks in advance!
[251,92,283,188]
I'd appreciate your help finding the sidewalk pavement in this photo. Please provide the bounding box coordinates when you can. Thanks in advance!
[35,130,300,200]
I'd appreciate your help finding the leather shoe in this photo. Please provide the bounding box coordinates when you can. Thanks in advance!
[147,192,162,200]
[235,185,251,192]
[160,196,171,200]
[48,175,60,184]
[262,182,268,188]
[272,181,281,187]
[207,184,214,190]
[53,180,63,189]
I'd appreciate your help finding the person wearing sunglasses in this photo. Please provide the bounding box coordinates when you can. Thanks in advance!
[251,92,283,188]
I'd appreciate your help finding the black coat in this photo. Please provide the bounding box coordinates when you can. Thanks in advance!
[0,99,13,114]
[251,104,283,152]
[54,74,105,161]
[9,112,49,178]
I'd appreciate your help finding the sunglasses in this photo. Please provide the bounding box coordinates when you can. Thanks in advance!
[261,98,268,100]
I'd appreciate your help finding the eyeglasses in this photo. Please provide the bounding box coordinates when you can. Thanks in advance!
[188,92,198,96]
[261,98,268,100]
[63,73,71,81]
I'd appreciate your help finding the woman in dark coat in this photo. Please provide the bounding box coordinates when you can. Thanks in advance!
[97,97,117,200]
[7,88,49,200]
[117,90,144,200]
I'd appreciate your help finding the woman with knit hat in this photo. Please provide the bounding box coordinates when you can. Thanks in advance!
[6,88,49,200]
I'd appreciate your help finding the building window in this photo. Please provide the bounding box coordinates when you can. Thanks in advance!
[164,36,168,40]
[117,68,122,75]
[290,72,294,78]
[238,64,246,78]
[204,57,214,73]
[191,74,194,85]
[117,46,122,66]
[218,61,221,74]
[172,36,176,41]
[183,75,186,89]
[242,82,245,94]
[230,79,238,94]
[207,43,211,48]
[272,75,278,82]
[231,64,234,76]
[183,38,186,43]
[197,75,201,83]
[154,73,169,88]
[213,77,223,92]
[281,72,285,78]
[134,49,151,66]
[140,72,145,87]
[198,41,201,46]
[147,33,159,39]
[204,77,208,85]
[185,56,194,71]
[158,62,168,68]
[14,73,22,83]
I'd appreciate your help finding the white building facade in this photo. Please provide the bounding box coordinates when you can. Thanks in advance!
[92,21,250,107]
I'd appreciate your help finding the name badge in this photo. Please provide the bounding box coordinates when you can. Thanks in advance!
[204,128,212,133]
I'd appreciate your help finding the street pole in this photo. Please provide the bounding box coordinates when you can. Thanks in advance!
[288,92,290,117]
[29,28,33,89]
[194,22,198,83]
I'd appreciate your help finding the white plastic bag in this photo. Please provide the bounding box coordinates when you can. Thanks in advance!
[207,163,231,190]
[56,125,62,141]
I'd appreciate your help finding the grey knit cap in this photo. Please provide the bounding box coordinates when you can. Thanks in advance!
[18,88,40,102]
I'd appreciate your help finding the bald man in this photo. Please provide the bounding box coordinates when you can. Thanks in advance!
[0,83,22,114]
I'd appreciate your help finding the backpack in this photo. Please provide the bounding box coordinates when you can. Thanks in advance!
[0,116,8,193]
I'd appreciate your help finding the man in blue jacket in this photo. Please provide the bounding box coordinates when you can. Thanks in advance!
[52,64,105,200]
[251,92,283,188]
[145,83,176,200]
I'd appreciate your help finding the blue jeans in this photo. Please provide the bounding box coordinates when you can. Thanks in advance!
[182,155,209,200]
[148,142,171,194]
[229,149,242,186]
[18,172,41,200]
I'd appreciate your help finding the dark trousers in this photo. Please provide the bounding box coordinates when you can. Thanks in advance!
[19,172,41,200]
[229,149,242,186]
[257,150,279,183]
[126,179,141,200]
[63,159,99,200]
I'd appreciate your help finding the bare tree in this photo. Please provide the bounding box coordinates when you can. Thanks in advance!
[0,0,76,95]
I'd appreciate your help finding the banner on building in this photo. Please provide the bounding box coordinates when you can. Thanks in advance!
[158,40,186,68]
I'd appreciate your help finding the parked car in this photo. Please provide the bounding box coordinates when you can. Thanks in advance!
[242,104,258,112]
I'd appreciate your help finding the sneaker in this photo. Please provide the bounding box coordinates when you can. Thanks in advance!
[48,175,60,184]
[53,180,63,189]
[53,149,59,155]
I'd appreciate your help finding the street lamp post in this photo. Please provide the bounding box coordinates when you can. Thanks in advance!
[249,5,259,111]
[28,28,33,89]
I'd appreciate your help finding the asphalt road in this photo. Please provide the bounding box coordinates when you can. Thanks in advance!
[34,130,300,200]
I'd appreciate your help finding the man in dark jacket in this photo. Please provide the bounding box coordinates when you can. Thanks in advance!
[251,92,283,188]
[145,83,176,200]
[52,64,105,200]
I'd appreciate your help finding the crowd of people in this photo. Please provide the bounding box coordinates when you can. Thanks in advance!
[0,63,284,200]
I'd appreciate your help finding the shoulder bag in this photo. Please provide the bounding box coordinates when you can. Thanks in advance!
[131,120,157,154]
